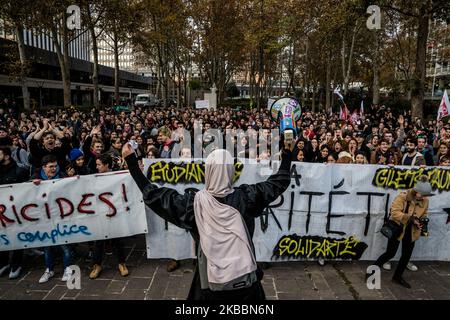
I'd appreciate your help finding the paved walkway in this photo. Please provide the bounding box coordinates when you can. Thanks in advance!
[1,235,449,300]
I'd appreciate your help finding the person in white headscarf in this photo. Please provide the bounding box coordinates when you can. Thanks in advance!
[123,141,293,300]
[193,149,257,286]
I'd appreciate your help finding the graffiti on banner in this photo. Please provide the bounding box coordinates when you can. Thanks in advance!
[0,172,147,251]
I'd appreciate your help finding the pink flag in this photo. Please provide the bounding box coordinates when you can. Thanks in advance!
[438,90,449,121]
[350,109,359,124]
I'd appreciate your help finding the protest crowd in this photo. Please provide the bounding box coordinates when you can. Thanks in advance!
[0,97,449,289]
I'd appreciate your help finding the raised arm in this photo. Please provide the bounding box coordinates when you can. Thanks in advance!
[48,123,64,139]
[393,115,406,148]
[237,148,292,217]
[83,135,93,156]
[123,145,196,230]
[33,119,49,141]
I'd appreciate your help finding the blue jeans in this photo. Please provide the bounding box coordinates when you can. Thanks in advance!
[44,245,72,270]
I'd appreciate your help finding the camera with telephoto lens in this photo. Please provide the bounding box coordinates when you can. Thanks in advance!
[419,217,429,237]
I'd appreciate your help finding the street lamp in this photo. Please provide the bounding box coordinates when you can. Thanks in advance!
[35,80,45,108]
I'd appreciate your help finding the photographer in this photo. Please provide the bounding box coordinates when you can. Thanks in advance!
[372,176,432,289]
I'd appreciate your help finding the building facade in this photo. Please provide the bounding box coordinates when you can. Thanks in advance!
[0,20,152,109]
[426,19,450,100]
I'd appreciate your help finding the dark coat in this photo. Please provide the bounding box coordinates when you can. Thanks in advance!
[125,151,292,300]
[29,137,71,169]
[69,160,92,176]
[82,136,99,173]
[0,160,29,185]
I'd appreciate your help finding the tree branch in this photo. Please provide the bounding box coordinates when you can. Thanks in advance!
[382,5,418,18]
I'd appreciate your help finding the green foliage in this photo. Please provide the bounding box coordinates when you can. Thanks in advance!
[189,79,202,91]
[3,0,450,115]
[226,82,240,98]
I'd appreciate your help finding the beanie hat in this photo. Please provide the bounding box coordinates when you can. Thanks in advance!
[69,148,84,161]
[413,175,433,197]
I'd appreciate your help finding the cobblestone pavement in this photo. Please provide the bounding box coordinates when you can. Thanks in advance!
[1,235,449,300]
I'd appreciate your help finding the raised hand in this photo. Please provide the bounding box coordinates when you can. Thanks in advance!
[398,115,404,127]
[43,118,50,129]
[91,125,101,136]
[122,142,135,159]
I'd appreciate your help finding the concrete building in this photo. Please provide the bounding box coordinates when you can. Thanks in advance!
[426,19,450,101]
[0,21,153,108]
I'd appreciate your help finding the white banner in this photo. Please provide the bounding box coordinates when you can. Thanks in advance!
[143,159,450,261]
[0,171,147,251]
[195,100,209,109]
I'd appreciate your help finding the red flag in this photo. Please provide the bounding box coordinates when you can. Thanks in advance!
[340,103,349,120]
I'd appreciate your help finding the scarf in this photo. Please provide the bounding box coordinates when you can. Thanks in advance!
[40,166,61,180]
[193,149,256,284]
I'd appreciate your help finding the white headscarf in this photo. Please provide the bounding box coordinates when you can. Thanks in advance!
[193,149,256,284]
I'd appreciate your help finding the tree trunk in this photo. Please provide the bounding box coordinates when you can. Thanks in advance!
[166,65,170,106]
[372,31,380,106]
[51,23,71,108]
[341,35,347,94]
[257,44,264,110]
[14,24,30,110]
[161,45,167,107]
[113,31,120,104]
[302,40,308,107]
[63,24,71,107]
[250,52,255,104]
[279,57,283,96]
[63,21,72,107]
[288,41,295,94]
[411,3,430,119]
[342,23,359,95]
[156,63,161,98]
[86,3,99,107]
[92,37,100,107]
[183,70,188,108]
[176,67,181,108]
[312,84,316,112]
[325,53,331,111]
[331,68,338,114]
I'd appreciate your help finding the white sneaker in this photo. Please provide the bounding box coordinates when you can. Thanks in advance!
[61,267,73,282]
[0,264,10,277]
[407,262,418,271]
[9,266,21,279]
[39,269,54,283]
[382,262,391,270]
